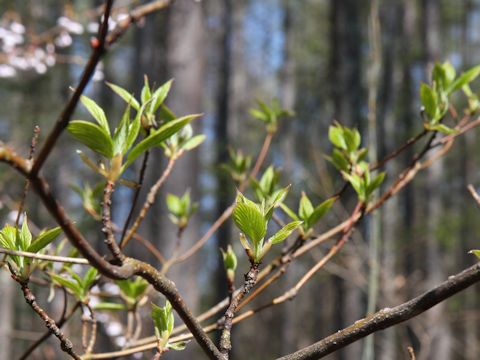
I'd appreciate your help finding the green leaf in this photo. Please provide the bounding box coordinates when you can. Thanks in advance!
[342,172,365,201]
[80,95,109,133]
[442,62,456,85]
[327,149,350,172]
[150,79,173,113]
[259,166,276,195]
[166,194,182,216]
[93,302,126,311]
[182,135,206,151]
[280,203,299,221]
[329,125,347,150]
[151,301,174,339]
[420,83,437,119]
[299,193,314,221]
[141,77,151,104]
[469,249,480,260]
[50,273,83,299]
[106,82,140,111]
[113,104,130,156]
[20,217,32,250]
[167,342,187,351]
[27,227,62,253]
[367,172,385,196]
[124,114,201,170]
[343,128,360,152]
[233,198,267,245]
[68,120,114,158]
[307,198,335,229]
[221,245,237,271]
[65,267,83,285]
[448,65,480,94]
[82,267,98,289]
[268,221,303,244]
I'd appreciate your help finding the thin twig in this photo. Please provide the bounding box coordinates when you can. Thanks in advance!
[19,289,80,360]
[31,0,114,175]
[101,180,125,263]
[0,247,90,264]
[468,184,480,208]
[219,262,259,357]
[15,125,40,229]
[15,279,81,360]
[121,154,180,249]
[120,149,150,242]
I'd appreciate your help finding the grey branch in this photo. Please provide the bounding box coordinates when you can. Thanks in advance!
[276,262,480,360]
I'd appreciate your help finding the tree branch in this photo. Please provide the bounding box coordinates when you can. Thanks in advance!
[31,0,114,176]
[276,262,480,360]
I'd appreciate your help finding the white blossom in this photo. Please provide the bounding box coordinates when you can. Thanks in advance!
[0,65,16,77]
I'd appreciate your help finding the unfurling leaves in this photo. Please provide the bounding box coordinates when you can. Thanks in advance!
[221,245,238,283]
[250,98,293,133]
[50,267,98,302]
[166,190,199,230]
[221,148,252,183]
[233,191,301,263]
[151,301,184,351]
[68,79,202,181]
[327,123,385,203]
[0,218,63,280]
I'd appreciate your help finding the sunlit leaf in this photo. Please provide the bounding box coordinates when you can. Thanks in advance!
[123,114,201,170]
[68,120,114,158]
[80,95,110,133]
[106,82,140,111]
[268,221,302,244]
[27,227,62,253]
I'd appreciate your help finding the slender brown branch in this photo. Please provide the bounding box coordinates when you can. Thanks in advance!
[19,296,81,360]
[121,154,179,249]
[31,0,114,175]
[275,262,480,360]
[101,180,125,263]
[84,303,98,354]
[0,247,90,264]
[371,129,427,170]
[219,262,259,357]
[15,125,40,229]
[105,0,173,46]
[120,149,150,242]
[467,184,480,208]
[15,279,81,360]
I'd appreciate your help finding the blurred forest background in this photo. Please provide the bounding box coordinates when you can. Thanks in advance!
[1,0,480,359]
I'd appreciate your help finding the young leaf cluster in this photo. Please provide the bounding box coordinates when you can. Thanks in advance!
[250,166,284,207]
[151,301,186,351]
[166,190,199,230]
[50,267,98,303]
[250,99,293,133]
[327,123,385,203]
[421,62,480,134]
[71,182,104,220]
[68,78,200,181]
[221,148,252,183]
[233,191,302,263]
[220,245,237,283]
[117,277,149,309]
[0,219,62,280]
[282,192,335,238]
